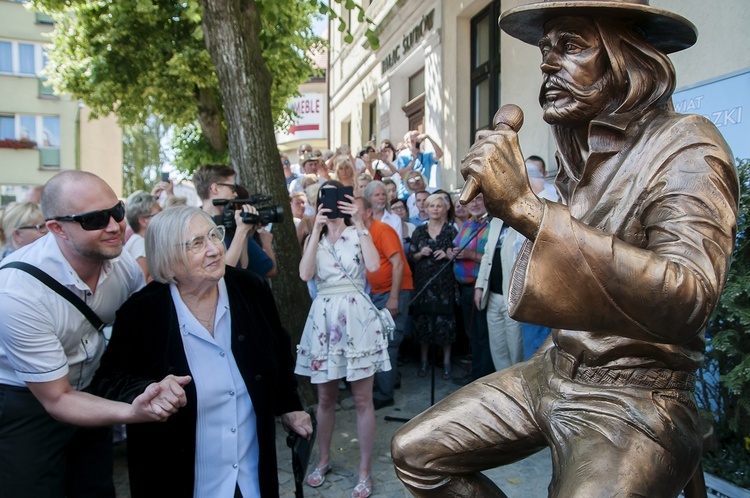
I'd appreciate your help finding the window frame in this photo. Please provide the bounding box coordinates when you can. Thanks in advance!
[469,0,502,143]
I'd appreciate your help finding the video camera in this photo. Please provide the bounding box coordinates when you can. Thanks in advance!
[212,194,284,234]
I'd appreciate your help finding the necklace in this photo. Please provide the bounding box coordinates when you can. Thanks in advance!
[194,305,217,331]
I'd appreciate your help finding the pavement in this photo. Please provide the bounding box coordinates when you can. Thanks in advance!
[114,356,553,497]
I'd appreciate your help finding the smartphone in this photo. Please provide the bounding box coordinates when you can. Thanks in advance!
[161,172,169,182]
[320,186,353,219]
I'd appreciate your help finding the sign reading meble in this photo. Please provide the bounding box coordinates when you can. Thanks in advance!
[381,9,435,74]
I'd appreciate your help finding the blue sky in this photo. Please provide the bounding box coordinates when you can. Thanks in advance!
[312,1,328,37]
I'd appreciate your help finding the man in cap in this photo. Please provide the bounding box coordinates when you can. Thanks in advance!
[289,152,326,195]
[392,1,738,496]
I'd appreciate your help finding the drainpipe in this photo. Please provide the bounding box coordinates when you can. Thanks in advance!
[326,12,332,151]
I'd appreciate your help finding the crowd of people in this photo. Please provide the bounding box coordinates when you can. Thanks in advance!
[0,129,557,498]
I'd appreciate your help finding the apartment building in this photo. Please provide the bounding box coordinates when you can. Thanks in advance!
[0,0,122,204]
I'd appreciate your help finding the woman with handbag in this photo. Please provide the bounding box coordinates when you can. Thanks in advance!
[295,180,391,498]
[408,193,458,380]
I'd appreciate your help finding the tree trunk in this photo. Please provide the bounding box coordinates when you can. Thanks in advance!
[195,86,227,153]
[199,0,314,405]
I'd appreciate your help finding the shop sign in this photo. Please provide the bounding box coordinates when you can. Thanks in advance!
[381,9,435,74]
[673,69,750,160]
[276,93,325,144]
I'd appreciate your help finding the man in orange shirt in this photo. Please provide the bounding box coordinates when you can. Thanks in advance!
[354,197,413,410]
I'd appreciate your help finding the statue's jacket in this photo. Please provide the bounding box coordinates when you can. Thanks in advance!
[508,108,739,372]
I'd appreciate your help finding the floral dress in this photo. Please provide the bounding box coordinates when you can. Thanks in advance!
[295,225,391,383]
[408,222,458,346]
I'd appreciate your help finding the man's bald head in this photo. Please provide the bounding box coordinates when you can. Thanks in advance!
[41,171,112,219]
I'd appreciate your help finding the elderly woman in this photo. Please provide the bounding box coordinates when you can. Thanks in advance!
[408,193,458,380]
[0,201,47,258]
[296,180,389,498]
[124,190,161,281]
[92,205,311,498]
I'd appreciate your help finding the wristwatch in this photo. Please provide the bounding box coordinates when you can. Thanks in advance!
[357,229,370,237]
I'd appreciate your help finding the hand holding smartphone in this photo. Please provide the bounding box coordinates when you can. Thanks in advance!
[320,186,353,219]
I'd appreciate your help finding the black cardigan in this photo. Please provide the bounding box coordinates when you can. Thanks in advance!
[91,266,303,498]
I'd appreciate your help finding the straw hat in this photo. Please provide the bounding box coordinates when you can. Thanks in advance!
[300,152,321,166]
[499,0,697,54]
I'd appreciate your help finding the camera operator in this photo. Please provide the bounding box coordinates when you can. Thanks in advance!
[193,164,276,278]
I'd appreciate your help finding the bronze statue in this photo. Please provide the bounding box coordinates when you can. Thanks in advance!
[391,1,739,497]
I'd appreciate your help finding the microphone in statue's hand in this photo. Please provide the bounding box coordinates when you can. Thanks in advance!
[459,104,524,204]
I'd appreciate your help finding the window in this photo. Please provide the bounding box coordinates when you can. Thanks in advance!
[0,115,61,168]
[19,115,35,142]
[0,116,13,140]
[403,69,426,132]
[368,100,377,143]
[42,116,60,147]
[18,43,35,75]
[0,39,43,76]
[0,42,11,73]
[470,0,501,141]
[408,69,425,101]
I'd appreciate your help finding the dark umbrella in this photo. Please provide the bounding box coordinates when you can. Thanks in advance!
[286,407,318,498]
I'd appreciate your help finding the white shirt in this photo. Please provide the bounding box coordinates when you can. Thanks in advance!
[406,187,438,218]
[0,233,145,389]
[289,175,325,196]
[171,279,260,498]
[377,210,404,244]
[124,233,146,260]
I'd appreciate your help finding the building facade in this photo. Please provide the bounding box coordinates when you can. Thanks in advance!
[0,0,122,203]
[275,44,329,165]
[328,0,750,193]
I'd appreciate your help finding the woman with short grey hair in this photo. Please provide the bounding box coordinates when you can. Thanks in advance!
[124,190,160,281]
[92,205,311,498]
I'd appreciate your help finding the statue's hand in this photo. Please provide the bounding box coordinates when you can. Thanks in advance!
[460,129,543,239]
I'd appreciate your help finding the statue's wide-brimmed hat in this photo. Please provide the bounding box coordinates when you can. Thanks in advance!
[499,0,697,54]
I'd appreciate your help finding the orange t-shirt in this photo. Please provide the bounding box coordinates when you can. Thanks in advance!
[366,219,414,294]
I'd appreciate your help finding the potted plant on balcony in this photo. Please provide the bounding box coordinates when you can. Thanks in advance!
[0,138,38,150]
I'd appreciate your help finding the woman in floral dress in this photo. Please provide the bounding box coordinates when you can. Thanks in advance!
[408,193,458,380]
[295,180,389,498]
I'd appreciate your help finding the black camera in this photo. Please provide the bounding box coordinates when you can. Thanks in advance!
[212,194,284,234]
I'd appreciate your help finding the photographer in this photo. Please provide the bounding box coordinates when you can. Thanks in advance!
[193,164,276,278]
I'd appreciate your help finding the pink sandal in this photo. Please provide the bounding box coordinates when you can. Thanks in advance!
[305,463,331,488]
[351,474,372,498]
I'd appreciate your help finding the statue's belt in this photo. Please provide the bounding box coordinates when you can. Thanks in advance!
[553,349,696,391]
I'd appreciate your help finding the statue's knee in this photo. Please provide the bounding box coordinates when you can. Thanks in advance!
[392,423,428,472]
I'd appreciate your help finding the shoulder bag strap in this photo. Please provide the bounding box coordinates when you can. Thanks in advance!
[324,237,391,330]
[0,261,106,331]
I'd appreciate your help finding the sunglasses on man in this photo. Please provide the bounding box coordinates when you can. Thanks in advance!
[47,201,126,231]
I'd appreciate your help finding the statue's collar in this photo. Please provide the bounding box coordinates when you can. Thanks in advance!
[588,109,654,154]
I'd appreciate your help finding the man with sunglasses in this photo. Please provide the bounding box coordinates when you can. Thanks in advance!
[0,171,192,497]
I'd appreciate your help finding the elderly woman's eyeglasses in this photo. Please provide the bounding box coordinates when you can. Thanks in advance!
[407,177,423,185]
[183,225,226,254]
[17,223,48,234]
[47,201,125,231]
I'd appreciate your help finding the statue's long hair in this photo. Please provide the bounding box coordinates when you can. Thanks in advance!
[554,19,677,181]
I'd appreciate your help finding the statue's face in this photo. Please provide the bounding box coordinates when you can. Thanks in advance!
[538,16,612,125]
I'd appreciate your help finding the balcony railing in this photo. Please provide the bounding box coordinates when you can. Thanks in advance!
[38,78,57,98]
[39,147,60,168]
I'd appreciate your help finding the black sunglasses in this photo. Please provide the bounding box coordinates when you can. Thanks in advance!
[47,201,126,231]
